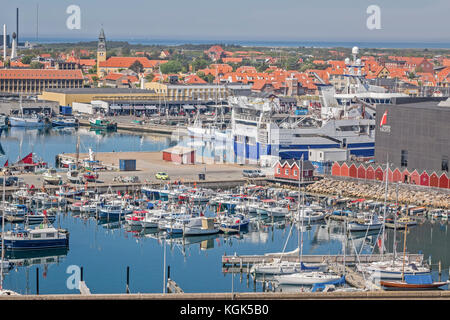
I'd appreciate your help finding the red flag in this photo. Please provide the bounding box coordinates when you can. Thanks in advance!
[380,110,388,127]
[4,160,8,167]
[43,210,47,216]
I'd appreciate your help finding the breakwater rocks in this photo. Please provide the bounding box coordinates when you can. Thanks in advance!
[305,177,450,209]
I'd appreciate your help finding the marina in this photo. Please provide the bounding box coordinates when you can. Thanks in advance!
[0,2,449,303]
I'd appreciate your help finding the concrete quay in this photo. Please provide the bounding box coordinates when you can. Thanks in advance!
[1,290,450,300]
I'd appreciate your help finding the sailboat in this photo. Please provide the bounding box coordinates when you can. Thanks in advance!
[250,157,330,277]
[356,162,430,280]
[379,224,448,290]
[273,157,341,285]
[9,95,46,127]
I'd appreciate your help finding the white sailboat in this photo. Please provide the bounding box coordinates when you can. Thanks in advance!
[9,95,46,127]
[355,161,430,280]
[274,157,341,285]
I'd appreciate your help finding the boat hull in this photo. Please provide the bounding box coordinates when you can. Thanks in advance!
[4,238,69,250]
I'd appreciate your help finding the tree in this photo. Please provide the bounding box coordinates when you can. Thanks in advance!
[129,60,144,74]
[30,61,44,69]
[160,60,183,74]
[21,55,33,64]
[145,73,155,82]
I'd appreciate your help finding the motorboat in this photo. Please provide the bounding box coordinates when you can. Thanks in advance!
[51,116,79,127]
[2,223,69,250]
[43,169,62,185]
[357,258,431,280]
[67,170,84,184]
[183,217,220,236]
[348,212,383,232]
[218,214,250,230]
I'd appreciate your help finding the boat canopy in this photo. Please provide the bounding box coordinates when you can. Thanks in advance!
[311,276,346,292]
[300,262,320,271]
[404,274,432,285]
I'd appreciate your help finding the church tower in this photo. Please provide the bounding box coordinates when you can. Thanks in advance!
[97,28,107,77]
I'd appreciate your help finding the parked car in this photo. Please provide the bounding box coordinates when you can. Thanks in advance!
[155,172,169,180]
[243,169,265,178]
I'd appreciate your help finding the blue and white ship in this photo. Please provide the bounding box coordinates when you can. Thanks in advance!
[227,46,407,165]
[1,224,69,250]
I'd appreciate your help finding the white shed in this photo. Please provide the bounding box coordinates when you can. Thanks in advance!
[308,148,348,162]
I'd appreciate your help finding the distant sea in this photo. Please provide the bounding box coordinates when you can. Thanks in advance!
[21,37,450,49]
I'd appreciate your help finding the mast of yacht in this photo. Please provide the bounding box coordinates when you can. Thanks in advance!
[0,166,6,290]
[298,155,305,265]
[381,159,389,260]
[392,182,399,265]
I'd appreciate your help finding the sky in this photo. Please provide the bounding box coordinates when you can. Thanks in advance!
[1,0,450,44]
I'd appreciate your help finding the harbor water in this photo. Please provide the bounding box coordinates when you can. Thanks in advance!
[0,128,449,294]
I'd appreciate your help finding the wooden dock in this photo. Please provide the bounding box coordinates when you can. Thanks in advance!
[328,263,382,291]
[222,253,423,267]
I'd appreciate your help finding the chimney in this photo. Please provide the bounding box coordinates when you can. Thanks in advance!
[16,8,19,45]
[3,24,6,61]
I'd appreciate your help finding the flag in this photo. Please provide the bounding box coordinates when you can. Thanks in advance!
[380,110,388,127]
[4,160,8,167]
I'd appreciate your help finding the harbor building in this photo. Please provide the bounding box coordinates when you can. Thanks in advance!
[375,97,450,174]
[144,82,251,102]
[0,69,84,94]
[38,88,160,107]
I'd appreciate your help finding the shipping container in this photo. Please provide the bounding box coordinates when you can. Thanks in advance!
[119,159,136,171]
[59,105,72,115]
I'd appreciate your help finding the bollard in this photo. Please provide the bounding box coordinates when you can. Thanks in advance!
[126,266,130,294]
[439,261,441,282]
[36,267,39,295]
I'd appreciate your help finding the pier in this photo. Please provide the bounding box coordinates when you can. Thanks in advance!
[222,253,423,268]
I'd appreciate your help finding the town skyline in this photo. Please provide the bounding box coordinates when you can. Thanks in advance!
[2,0,450,44]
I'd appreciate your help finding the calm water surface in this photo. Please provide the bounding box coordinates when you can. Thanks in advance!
[0,128,449,294]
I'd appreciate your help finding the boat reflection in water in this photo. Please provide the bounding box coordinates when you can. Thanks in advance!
[7,247,69,267]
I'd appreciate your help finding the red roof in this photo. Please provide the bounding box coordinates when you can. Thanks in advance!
[99,57,166,69]
[0,69,84,80]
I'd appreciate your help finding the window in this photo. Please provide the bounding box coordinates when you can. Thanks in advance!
[32,233,41,239]
[442,156,449,172]
[293,170,297,176]
[285,169,289,175]
[277,168,280,174]
[46,233,55,238]
[401,150,408,167]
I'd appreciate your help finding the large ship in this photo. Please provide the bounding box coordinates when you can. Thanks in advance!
[228,46,407,165]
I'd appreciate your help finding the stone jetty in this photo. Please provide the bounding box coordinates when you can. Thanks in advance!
[305,177,450,209]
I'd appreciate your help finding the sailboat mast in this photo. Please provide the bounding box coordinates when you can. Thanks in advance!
[299,156,305,264]
[0,168,6,289]
[381,160,389,259]
[393,182,399,264]
[401,224,408,282]
[76,135,80,170]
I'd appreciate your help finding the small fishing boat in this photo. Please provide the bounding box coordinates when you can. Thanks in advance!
[348,212,383,232]
[183,217,220,236]
[51,116,79,127]
[42,169,62,185]
[67,170,84,184]
[89,117,117,130]
[25,210,57,224]
[98,203,133,219]
[9,114,46,127]
[83,171,99,182]
[380,274,449,290]
[2,223,69,250]
[219,214,250,230]
[125,210,147,226]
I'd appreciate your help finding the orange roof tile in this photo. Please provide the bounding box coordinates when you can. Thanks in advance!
[0,69,83,80]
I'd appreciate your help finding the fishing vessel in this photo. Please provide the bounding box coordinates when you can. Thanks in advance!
[347,212,383,232]
[89,117,117,130]
[42,169,62,185]
[183,217,220,236]
[51,117,79,127]
[9,96,46,128]
[1,223,69,250]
